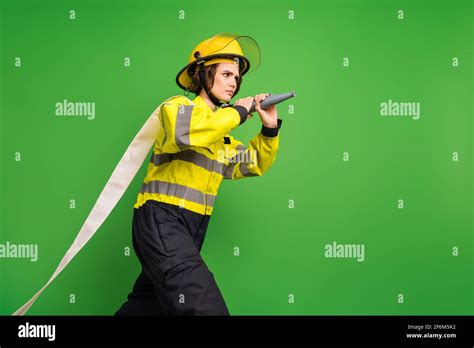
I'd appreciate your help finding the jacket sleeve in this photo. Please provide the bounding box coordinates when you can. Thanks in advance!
[223,119,283,180]
[155,97,249,153]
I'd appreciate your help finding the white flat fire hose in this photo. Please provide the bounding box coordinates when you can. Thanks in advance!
[12,97,177,315]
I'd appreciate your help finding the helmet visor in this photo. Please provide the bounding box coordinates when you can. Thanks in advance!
[203,33,261,73]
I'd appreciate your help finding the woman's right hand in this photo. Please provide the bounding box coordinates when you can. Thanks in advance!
[235,97,254,120]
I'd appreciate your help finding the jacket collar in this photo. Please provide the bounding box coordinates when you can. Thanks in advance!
[193,94,224,112]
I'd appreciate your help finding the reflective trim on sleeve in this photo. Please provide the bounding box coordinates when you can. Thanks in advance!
[175,105,194,148]
[223,163,236,179]
[239,162,258,177]
[222,144,248,179]
[159,110,168,147]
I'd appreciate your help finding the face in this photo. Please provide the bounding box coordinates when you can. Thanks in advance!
[210,62,240,102]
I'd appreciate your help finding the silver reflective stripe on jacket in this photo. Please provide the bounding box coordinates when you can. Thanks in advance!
[150,149,226,175]
[139,180,216,206]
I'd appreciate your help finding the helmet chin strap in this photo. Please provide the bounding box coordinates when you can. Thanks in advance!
[198,68,225,108]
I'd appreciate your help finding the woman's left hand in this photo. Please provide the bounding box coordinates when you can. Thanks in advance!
[255,93,278,128]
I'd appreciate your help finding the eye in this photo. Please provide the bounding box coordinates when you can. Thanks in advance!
[223,73,229,77]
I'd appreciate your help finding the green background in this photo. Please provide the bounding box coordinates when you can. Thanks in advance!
[0,0,472,315]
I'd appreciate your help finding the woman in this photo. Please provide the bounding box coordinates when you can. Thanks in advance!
[115,33,282,315]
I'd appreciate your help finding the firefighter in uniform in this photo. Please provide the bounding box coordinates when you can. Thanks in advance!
[115,33,282,315]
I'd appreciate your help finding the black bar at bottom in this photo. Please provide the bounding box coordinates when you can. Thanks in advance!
[0,315,472,346]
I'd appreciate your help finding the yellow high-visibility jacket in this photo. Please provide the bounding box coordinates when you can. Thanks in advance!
[134,94,282,215]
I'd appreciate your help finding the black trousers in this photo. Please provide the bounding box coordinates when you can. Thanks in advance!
[115,200,229,315]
